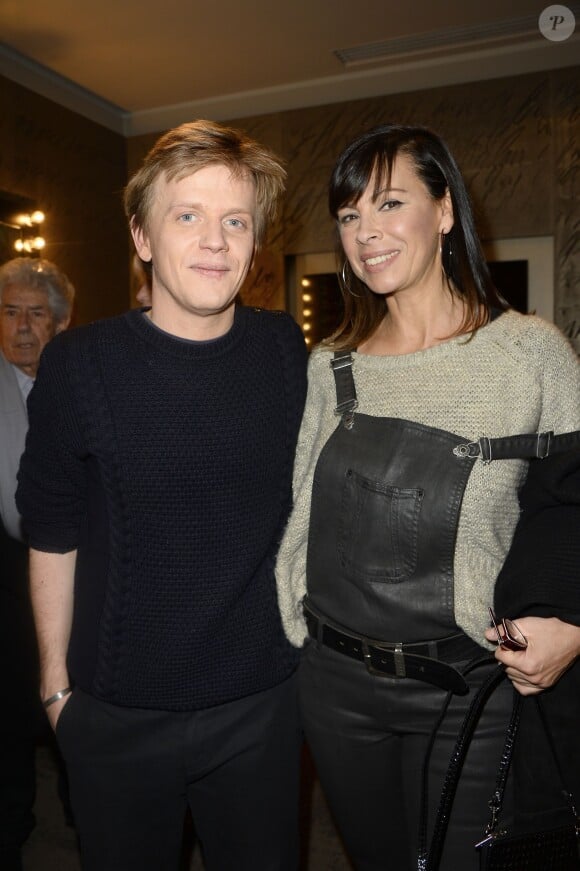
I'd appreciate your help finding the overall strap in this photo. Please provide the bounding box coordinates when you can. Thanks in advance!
[331,350,580,462]
[453,430,580,463]
[330,350,358,428]
[454,432,553,462]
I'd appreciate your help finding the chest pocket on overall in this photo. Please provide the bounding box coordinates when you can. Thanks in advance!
[338,467,424,584]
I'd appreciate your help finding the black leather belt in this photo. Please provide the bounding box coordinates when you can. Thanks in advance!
[304,602,488,695]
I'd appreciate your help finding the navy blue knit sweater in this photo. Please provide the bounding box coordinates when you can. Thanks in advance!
[16,305,307,711]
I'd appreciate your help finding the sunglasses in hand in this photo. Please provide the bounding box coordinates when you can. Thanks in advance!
[488,607,528,651]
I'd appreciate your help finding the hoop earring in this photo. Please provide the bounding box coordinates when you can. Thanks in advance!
[340,261,361,298]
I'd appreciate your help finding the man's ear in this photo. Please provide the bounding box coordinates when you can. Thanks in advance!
[131,217,152,263]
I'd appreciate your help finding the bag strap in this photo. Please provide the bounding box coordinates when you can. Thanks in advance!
[418,661,504,871]
[480,694,579,846]
[422,673,580,871]
[475,691,523,848]
[417,688,455,871]
[418,664,506,871]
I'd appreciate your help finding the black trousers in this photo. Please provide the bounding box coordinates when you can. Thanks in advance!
[0,527,44,857]
[55,673,302,871]
[299,641,514,871]
[0,736,36,854]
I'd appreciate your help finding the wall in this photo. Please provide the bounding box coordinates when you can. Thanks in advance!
[2,67,576,344]
[0,76,128,325]
[128,67,580,349]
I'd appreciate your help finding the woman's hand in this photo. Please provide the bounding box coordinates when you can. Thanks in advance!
[484,616,580,696]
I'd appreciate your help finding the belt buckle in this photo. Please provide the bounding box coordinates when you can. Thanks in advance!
[362,641,406,679]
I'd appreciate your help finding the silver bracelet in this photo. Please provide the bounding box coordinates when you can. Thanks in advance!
[43,687,72,709]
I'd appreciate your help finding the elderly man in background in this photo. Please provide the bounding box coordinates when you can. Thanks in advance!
[0,257,74,871]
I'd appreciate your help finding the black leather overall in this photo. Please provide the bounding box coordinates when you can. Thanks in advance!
[306,350,554,659]
[299,351,556,871]
[307,406,477,643]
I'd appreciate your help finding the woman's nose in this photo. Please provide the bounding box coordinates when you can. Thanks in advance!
[356,216,382,245]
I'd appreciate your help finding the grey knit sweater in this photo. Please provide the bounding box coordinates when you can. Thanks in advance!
[276,311,580,647]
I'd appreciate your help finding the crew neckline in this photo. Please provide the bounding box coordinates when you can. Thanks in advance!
[350,310,513,368]
[124,303,249,360]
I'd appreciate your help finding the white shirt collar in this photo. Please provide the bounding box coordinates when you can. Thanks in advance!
[12,363,35,402]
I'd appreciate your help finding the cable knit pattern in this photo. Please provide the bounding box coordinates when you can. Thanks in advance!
[276,311,580,648]
[17,306,307,710]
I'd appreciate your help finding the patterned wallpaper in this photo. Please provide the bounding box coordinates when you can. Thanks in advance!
[2,67,576,347]
[0,77,128,326]
[129,67,579,348]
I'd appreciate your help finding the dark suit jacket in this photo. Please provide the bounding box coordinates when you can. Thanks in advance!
[0,352,42,734]
[0,351,28,541]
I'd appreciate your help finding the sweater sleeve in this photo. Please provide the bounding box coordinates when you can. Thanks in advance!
[493,318,580,622]
[275,347,337,646]
[519,316,580,433]
[16,336,88,553]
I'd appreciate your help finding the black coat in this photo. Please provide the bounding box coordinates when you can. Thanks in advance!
[494,433,580,624]
[493,432,580,831]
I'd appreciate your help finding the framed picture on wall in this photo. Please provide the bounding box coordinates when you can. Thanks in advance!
[482,237,554,321]
[289,237,555,348]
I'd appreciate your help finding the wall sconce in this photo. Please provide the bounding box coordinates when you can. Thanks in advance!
[300,279,313,344]
[0,193,48,257]
[12,211,46,253]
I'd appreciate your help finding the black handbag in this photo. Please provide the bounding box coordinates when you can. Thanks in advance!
[421,665,580,871]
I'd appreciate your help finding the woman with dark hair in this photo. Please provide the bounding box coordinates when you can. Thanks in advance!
[276,124,580,870]
[327,123,506,348]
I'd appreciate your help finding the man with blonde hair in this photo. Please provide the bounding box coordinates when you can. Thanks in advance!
[17,121,307,870]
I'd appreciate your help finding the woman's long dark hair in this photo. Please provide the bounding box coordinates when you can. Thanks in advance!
[327,124,508,349]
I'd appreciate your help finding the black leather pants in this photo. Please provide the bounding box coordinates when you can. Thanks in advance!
[299,640,514,871]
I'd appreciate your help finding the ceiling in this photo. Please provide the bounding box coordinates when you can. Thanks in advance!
[1,0,578,136]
